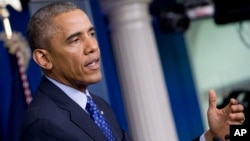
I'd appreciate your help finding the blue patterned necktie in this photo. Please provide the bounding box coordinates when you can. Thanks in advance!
[86,96,116,141]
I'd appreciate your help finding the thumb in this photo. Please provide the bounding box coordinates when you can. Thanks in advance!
[208,89,217,110]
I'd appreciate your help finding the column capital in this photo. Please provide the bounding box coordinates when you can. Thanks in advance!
[100,0,152,14]
[100,0,153,29]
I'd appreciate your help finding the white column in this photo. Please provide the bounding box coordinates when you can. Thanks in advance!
[101,0,178,141]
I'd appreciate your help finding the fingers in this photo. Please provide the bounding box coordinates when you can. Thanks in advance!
[227,101,245,125]
[229,98,239,105]
[208,89,217,109]
[227,117,245,125]
[228,112,245,122]
[227,121,244,125]
[223,97,244,115]
[230,102,244,113]
[226,98,244,114]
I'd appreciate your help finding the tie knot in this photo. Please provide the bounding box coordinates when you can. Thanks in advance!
[86,96,93,106]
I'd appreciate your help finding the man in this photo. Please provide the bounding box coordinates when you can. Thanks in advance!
[20,2,245,141]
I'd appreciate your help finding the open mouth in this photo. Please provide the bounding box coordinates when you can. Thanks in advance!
[85,58,100,70]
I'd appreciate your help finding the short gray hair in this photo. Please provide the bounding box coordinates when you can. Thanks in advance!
[27,2,80,52]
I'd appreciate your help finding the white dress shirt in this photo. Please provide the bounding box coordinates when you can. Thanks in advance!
[200,133,206,141]
[45,76,90,112]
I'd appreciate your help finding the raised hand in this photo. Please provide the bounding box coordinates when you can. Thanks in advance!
[205,89,245,141]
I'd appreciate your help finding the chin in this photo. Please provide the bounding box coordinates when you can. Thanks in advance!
[89,74,102,84]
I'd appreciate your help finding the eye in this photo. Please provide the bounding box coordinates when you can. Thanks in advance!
[89,31,96,37]
[70,37,81,44]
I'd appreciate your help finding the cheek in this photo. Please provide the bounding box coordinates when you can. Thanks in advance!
[72,56,85,71]
[55,55,81,73]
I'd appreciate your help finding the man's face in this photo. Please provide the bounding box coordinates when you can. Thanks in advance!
[47,9,101,89]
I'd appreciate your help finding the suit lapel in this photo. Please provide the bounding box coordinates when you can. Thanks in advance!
[69,105,107,140]
[39,76,107,140]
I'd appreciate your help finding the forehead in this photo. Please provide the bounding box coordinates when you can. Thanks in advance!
[52,9,92,32]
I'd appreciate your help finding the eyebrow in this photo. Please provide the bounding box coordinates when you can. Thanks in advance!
[89,26,95,33]
[65,26,95,42]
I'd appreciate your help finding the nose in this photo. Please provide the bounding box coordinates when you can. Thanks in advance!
[84,37,99,54]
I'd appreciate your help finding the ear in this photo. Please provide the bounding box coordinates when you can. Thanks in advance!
[33,49,53,70]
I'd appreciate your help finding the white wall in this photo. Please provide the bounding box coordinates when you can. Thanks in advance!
[185,18,250,129]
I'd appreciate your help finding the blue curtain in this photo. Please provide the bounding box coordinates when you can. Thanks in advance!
[0,5,42,141]
[150,0,204,140]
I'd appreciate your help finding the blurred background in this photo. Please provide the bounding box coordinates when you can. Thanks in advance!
[1,0,250,141]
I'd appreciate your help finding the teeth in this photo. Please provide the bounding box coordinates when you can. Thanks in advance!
[88,61,96,66]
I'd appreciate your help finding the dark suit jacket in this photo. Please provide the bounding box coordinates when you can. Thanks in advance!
[20,76,132,141]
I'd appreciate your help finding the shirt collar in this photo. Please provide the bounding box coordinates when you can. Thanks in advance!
[45,75,89,111]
